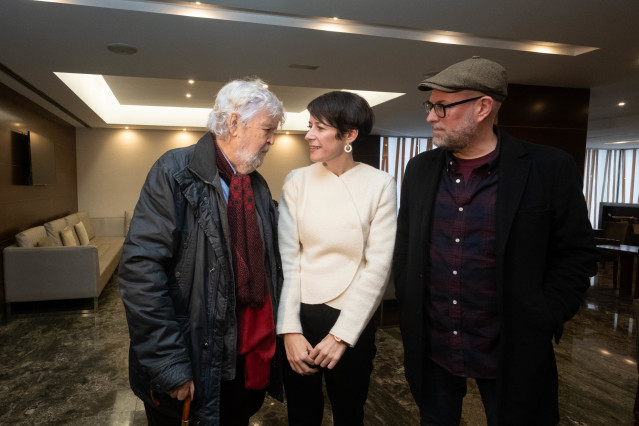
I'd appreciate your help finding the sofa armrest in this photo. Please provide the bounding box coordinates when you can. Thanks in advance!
[3,245,100,302]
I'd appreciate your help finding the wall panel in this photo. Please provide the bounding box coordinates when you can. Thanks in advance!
[499,84,590,178]
[0,81,77,317]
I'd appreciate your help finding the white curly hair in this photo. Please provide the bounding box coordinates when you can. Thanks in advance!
[207,78,285,139]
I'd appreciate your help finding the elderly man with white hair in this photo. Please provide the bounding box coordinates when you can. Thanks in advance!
[119,78,286,425]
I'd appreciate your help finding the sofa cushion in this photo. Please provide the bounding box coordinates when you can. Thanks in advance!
[75,221,90,246]
[64,213,80,227]
[44,218,67,246]
[77,211,95,240]
[37,236,55,247]
[60,226,78,246]
[15,226,47,248]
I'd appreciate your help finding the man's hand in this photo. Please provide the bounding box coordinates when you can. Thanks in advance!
[283,333,319,375]
[309,334,347,370]
[170,380,195,401]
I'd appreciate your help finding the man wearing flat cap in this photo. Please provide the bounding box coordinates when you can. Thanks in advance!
[393,57,598,425]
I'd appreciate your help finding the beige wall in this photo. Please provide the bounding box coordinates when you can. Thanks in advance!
[76,128,310,219]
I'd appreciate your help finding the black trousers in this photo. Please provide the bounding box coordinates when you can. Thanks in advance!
[144,364,265,426]
[418,357,498,426]
[283,303,377,426]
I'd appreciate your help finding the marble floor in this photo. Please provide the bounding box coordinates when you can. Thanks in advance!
[0,267,636,425]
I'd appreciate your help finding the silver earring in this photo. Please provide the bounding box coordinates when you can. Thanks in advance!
[344,143,352,153]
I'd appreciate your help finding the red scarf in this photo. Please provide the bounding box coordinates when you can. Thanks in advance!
[215,139,276,390]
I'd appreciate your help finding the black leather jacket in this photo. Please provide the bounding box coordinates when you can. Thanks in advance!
[119,132,283,425]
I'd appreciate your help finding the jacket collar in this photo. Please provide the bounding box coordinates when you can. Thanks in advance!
[495,127,531,254]
[189,132,219,184]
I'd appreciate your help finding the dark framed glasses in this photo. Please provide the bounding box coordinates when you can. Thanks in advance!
[423,96,484,118]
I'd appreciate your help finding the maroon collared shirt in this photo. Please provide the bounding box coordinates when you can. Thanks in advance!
[426,141,500,379]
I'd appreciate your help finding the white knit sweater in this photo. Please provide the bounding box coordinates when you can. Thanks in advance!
[276,162,397,345]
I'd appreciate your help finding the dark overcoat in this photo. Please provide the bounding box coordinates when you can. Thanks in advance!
[393,130,599,425]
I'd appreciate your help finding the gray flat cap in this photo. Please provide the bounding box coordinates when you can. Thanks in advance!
[418,56,508,102]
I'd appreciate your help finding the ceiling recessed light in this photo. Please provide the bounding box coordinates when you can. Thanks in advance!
[619,102,626,106]
[186,93,192,98]
[188,79,194,84]
[332,17,338,20]
[106,43,138,55]
[125,126,129,129]
[183,128,187,131]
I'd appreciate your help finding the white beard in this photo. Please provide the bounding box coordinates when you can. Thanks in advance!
[235,146,268,174]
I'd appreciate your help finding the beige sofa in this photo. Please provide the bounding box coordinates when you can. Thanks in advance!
[3,211,127,313]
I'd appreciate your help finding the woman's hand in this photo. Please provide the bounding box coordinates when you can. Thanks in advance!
[309,334,347,370]
[284,333,319,375]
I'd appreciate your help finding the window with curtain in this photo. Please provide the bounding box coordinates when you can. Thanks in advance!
[380,136,434,207]
[583,148,639,227]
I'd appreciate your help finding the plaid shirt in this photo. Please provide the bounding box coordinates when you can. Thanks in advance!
[426,141,500,379]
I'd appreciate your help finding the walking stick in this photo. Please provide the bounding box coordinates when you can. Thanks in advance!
[181,395,191,426]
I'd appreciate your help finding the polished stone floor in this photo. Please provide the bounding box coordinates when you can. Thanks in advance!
[0,267,636,425]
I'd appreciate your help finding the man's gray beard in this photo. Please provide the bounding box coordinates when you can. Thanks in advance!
[433,115,477,153]
[236,148,267,173]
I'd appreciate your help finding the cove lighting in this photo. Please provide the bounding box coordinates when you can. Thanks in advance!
[54,72,404,130]
[55,72,211,127]
[343,89,403,108]
[33,0,597,56]
[604,139,639,145]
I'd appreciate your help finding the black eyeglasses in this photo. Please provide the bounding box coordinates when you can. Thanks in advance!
[423,96,484,118]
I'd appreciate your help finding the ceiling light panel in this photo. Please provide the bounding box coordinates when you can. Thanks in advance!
[33,0,597,55]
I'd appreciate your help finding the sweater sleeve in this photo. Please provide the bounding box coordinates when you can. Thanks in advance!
[330,177,397,345]
[276,172,304,335]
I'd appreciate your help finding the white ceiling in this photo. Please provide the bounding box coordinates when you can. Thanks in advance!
[1,0,638,149]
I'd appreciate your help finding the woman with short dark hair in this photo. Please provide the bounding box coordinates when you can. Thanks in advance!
[276,91,397,425]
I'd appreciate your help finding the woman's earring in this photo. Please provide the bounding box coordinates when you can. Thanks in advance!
[344,143,352,153]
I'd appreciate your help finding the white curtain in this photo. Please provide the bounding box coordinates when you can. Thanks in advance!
[380,137,434,208]
[584,148,639,227]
